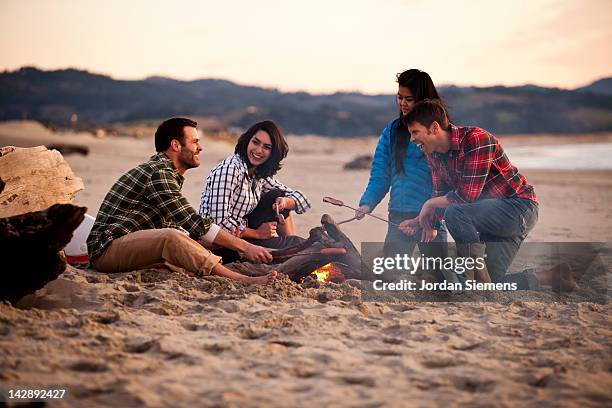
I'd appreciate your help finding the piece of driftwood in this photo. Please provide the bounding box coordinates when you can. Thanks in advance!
[0,203,87,302]
[343,154,373,170]
[227,214,364,283]
[47,143,90,156]
[0,146,84,218]
[320,214,363,274]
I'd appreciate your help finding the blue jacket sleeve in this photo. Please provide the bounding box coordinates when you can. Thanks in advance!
[359,123,393,210]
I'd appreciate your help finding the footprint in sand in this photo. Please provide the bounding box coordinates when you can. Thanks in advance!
[289,365,320,379]
[269,339,303,348]
[131,292,157,308]
[164,352,201,365]
[123,337,160,353]
[122,283,141,292]
[181,322,200,331]
[203,341,235,354]
[239,327,269,340]
[420,353,463,368]
[367,349,403,357]
[90,310,120,324]
[382,336,404,345]
[407,333,431,343]
[68,360,109,372]
[452,375,496,393]
[451,340,485,351]
[340,375,376,387]
[216,301,242,313]
[526,372,554,388]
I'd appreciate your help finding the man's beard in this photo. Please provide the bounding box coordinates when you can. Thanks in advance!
[179,151,199,169]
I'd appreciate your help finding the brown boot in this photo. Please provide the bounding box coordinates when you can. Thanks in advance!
[455,243,491,283]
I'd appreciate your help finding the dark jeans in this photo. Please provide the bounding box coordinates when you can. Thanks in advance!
[384,211,448,258]
[444,197,539,287]
[214,189,305,263]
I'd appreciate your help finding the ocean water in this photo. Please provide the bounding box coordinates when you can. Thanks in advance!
[504,142,612,170]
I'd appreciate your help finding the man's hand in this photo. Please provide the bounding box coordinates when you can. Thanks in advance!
[229,226,242,237]
[421,227,438,243]
[355,204,370,220]
[241,243,273,264]
[399,217,420,236]
[418,200,436,230]
[255,222,278,239]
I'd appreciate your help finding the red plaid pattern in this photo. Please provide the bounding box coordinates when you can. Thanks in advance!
[427,125,537,204]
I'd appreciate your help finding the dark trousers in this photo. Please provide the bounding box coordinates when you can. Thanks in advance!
[383,211,448,257]
[215,189,305,263]
[444,197,539,288]
[383,211,449,281]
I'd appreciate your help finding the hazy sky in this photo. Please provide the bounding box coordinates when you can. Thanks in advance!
[1,0,610,93]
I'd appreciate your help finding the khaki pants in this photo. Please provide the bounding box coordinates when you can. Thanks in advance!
[92,228,222,276]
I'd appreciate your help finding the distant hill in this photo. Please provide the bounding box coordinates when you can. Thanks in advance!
[576,77,612,96]
[1,67,611,136]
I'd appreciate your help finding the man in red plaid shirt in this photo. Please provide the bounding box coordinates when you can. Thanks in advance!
[399,99,540,289]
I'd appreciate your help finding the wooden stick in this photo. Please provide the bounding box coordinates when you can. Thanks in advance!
[322,196,399,227]
[273,247,347,260]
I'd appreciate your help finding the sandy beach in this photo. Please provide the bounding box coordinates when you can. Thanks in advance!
[1,121,611,407]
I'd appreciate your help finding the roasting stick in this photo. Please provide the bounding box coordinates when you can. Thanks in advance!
[275,203,286,225]
[272,247,347,260]
[322,196,399,227]
[337,215,359,225]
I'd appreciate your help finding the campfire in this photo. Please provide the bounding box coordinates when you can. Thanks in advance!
[227,214,362,282]
[310,262,346,283]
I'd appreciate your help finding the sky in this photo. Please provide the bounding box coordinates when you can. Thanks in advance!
[0,0,611,94]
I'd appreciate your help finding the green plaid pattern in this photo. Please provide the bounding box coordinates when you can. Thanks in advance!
[87,152,214,260]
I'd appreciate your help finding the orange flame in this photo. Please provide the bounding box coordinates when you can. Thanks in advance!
[312,263,333,282]
[310,263,345,283]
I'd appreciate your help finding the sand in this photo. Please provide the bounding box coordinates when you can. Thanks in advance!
[1,121,611,407]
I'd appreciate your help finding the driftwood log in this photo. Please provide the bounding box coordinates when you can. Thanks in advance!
[226,214,364,282]
[0,145,86,302]
[343,154,373,170]
[0,145,84,218]
[0,203,87,302]
[47,143,90,156]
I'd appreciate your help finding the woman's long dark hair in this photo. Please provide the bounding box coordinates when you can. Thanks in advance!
[235,120,289,178]
[395,69,444,173]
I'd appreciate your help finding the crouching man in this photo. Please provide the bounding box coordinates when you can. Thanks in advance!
[399,100,540,288]
[87,117,276,285]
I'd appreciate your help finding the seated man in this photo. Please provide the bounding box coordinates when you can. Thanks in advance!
[87,117,276,285]
[399,99,540,288]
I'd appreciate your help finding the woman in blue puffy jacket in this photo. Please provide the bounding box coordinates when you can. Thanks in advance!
[356,69,447,256]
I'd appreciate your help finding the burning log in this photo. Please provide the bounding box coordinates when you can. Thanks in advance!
[226,214,364,283]
[0,203,87,302]
[320,214,363,274]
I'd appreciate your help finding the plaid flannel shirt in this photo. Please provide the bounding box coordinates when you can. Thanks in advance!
[198,154,311,231]
[87,152,215,260]
[428,125,537,204]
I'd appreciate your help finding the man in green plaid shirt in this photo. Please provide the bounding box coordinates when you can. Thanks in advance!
[87,118,277,285]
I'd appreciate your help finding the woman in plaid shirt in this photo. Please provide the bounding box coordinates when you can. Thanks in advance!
[199,120,311,259]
